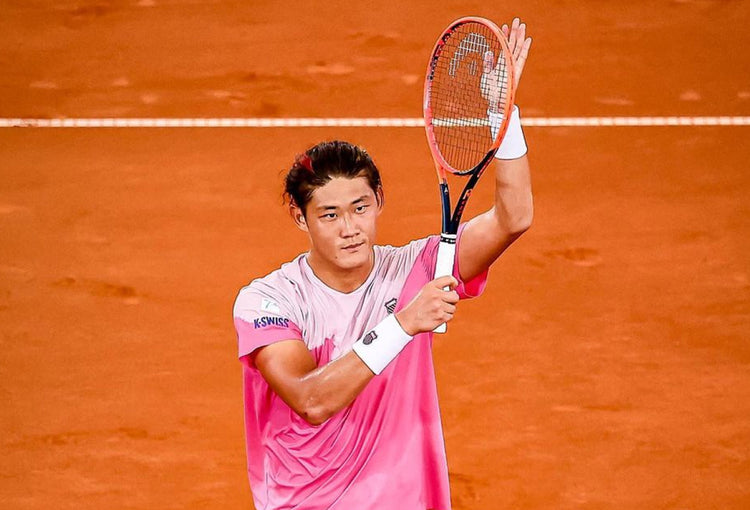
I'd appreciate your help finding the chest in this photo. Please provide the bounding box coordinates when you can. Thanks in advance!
[299,274,410,358]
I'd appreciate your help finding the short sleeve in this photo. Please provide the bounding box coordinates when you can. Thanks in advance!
[407,223,489,299]
[453,223,489,299]
[233,286,303,363]
[414,223,489,300]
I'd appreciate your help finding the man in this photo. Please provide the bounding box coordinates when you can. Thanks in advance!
[234,18,532,510]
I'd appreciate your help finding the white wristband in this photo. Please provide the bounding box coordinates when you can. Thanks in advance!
[352,314,413,375]
[488,105,528,160]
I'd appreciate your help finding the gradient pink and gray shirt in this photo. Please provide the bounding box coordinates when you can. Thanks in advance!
[233,227,487,510]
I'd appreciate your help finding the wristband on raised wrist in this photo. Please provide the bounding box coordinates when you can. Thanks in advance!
[488,105,528,160]
[351,314,413,375]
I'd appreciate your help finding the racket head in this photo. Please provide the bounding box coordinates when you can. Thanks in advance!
[424,17,515,178]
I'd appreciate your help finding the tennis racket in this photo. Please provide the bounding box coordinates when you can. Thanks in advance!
[424,17,515,333]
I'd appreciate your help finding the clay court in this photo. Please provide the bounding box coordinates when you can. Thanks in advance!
[1,1,749,509]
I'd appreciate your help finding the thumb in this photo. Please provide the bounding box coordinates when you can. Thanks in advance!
[482,50,494,74]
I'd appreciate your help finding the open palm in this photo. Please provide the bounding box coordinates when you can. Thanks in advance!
[480,17,532,111]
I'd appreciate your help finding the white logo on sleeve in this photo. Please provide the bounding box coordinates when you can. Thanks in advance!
[261,298,281,314]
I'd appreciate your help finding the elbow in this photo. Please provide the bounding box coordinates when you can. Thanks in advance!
[300,407,330,426]
[296,398,334,426]
[506,205,533,237]
[495,194,533,238]
[285,377,342,426]
[511,213,533,236]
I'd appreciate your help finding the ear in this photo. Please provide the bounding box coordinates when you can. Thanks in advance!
[289,204,309,232]
[375,186,384,216]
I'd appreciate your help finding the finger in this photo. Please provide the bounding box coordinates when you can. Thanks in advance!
[501,23,509,38]
[510,17,521,52]
[521,36,532,57]
[514,37,532,88]
[442,290,460,304]
[515,23,526,60]
[495,51,505,74]
[439,306,455,320]
[444,302,457,315]
[516,37,531,67]
[433,275,458,290]
[483,50,494,74]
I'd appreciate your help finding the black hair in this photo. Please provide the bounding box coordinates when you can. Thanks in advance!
[283,140,383,215]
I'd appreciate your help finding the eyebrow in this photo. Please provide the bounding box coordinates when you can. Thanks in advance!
[315,195,370,211]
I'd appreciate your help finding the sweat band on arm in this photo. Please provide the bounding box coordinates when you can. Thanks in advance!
[488,105,528,160]
[351,314,413,375]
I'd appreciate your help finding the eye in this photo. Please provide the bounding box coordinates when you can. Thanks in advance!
[355,204,368,213]
[320,212,337,220]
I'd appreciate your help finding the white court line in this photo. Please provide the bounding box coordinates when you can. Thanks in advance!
[1,117,749,128]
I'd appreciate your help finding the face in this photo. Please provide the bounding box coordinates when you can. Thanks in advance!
[292,175,382,273]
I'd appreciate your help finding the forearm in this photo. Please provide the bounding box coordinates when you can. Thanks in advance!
[491,154,533,235]
[258,316,413,426]
[295,351,375,425]
[458,155,533,282]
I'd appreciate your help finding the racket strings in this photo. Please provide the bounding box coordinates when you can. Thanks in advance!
[429,22,511,172]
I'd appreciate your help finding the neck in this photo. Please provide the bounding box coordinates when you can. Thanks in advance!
[306,249,374,293]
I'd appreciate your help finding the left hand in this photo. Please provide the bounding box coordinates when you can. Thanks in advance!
[481,17,532,109]
[501,17,532,91]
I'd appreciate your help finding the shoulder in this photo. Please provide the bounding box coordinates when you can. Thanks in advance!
[375,235,437,269]
[233,257,308,361]
[233,255,306,319]
[374,234,440,279]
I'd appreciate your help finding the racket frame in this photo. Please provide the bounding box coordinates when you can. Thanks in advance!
[423,16,516,332]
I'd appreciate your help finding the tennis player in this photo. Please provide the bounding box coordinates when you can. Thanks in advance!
[233,18,532,510]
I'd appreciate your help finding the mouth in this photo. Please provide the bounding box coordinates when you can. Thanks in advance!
[342,241,365,252]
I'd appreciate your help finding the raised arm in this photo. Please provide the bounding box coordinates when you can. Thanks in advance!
[458,17,534,282]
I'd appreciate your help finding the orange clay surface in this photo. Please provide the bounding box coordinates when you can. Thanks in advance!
[1,1,749,509]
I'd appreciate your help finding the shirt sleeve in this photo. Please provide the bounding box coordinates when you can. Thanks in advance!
[453,223,489,299]
[414,223,489,300]
[233,286,303,364]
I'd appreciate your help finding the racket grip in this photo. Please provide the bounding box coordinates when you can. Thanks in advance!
[433,236,457,334]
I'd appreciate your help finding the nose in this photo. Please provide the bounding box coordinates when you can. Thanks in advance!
[341,213,358,237]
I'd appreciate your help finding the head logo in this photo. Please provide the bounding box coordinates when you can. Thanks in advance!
[362,330,378,345]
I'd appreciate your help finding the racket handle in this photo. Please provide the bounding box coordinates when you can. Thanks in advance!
[433,235,456,334]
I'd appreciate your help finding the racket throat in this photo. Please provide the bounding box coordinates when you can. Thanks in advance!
[439,182,454,234]
[450,154,489,228]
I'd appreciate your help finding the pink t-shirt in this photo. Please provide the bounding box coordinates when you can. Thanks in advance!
[233,228,488,510]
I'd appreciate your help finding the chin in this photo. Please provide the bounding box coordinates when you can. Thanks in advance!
[337,246,371,269]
